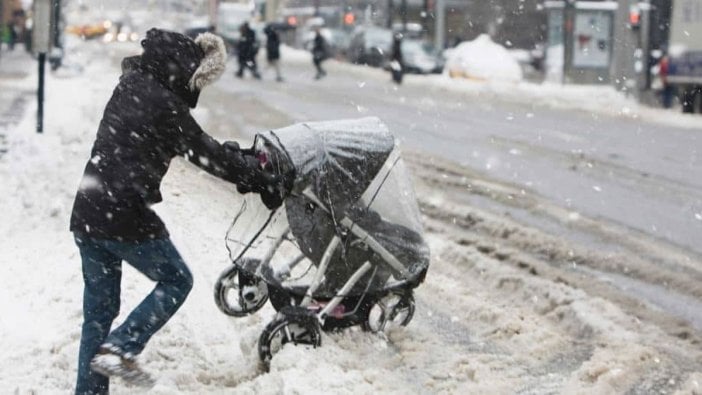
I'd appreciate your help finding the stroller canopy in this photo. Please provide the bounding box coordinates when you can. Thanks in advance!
[258,117,395,214]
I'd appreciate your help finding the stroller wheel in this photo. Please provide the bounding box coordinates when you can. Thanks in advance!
[363,292,416,333]
[258,306,322,371]
[214,262,269,317]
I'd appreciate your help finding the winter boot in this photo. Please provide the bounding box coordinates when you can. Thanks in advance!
[90,344,155,388]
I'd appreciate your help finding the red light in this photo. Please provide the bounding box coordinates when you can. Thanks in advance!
[629,5,641,26]
[287,16,298,26]
[343,13,355,25]
[629,12,640,25]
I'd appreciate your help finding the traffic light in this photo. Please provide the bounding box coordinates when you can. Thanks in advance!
[343,12,355,25]
[629,5,641,29]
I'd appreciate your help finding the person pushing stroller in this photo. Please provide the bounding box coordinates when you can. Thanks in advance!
[70,28,283,394]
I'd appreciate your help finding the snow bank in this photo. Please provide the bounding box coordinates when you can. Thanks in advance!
[545,44,565,83]
[444,34,523,83]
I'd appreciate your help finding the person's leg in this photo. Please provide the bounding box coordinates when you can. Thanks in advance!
[319,59,326,77]
[236,56,245,77]
[273,59,283,81]
[314,58,323,78]
[102,238,193,357]
[75,235,122,395]
[662,85,674,109]
[250,57,261,79]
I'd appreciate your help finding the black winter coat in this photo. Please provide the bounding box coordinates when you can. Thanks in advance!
[265,29,280,61]
[238,27,258,60]
[70,31,253,241]
[312,33,328,62]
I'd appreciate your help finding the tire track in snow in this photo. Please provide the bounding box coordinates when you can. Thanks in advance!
[407,155,702,393]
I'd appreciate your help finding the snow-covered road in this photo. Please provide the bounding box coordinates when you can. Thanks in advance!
[1,33,701,394]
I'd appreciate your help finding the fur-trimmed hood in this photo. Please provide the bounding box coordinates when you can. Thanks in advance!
[189,32,227,92]
[138,28,226,108]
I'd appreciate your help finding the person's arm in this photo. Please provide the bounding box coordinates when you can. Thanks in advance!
[163,107,285,208]
[173,113,260,190]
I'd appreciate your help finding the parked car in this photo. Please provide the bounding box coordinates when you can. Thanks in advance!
[184,17,213,40]
[401,39,444,74]
[302,27,351,59]
[215,2,255,55]
[347,26,394,67]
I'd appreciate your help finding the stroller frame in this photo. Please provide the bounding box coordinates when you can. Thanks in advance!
[257,188,413,325]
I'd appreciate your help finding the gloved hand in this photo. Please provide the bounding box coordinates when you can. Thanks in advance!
[223,141,285,209]
[234,154,262,194]
[259,177,284,210]
[223,141,257,193]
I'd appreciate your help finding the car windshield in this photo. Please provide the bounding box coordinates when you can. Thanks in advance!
[366,29,392,48]
[401,40,432,56]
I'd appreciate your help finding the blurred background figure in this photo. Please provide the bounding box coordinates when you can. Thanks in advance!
[389,32,404,84]
[7,8,26,51]
[264,23,283,82]
[311,27,328,80]
[236,22,260,79]
[657,51,675,109]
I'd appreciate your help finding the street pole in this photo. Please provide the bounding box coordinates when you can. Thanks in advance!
[401,0,407,32]
[37,53,45,133]
[33,0,52,134]
[387,0,394,29]
[265,0,279,22]
[562,0,576,85]
[422,0,430,36]
[209,0,218,28]
[434,0,445,50]
[52,0,61,48]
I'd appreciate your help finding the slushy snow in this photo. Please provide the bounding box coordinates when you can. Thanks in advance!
[1,16,701,395]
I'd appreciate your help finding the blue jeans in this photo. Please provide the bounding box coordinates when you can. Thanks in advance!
[74,234,193,395]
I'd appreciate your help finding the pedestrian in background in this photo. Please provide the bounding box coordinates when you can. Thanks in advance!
[389,32,404,84]
[236,22,261,79]
[311,27,328,80]
[8,10,25,51]
[264,24,283,82]
[657,52,675,109]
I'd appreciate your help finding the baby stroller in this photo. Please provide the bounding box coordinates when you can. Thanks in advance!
[213,117,430,369]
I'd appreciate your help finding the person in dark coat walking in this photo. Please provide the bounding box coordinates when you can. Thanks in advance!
[71,28,282,394]
[236,22,261,79]
[311,27,328,80]
[264,24,283,82]
[389,32,404,84]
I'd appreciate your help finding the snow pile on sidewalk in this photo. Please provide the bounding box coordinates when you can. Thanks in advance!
[444,34,523,83]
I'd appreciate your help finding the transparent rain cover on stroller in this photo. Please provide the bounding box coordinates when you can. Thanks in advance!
[225,117,429,299]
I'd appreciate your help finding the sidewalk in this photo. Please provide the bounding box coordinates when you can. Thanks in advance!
[0,47,35,157]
